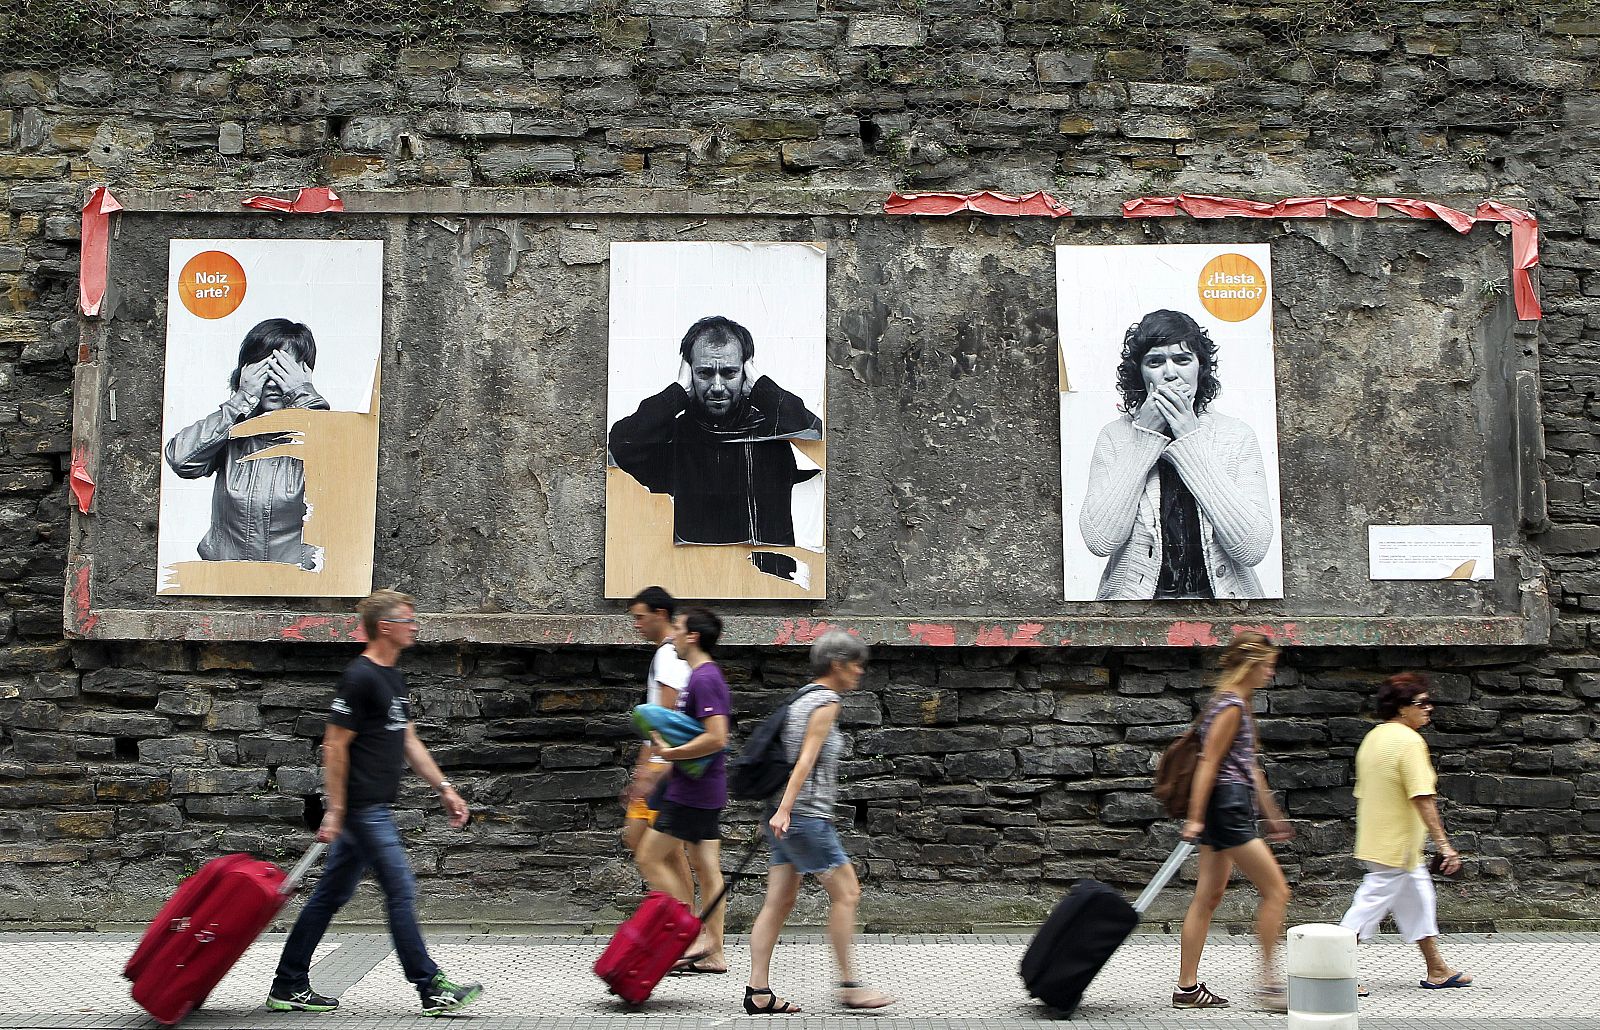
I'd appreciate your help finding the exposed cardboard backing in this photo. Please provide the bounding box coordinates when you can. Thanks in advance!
[160,376,379,597]
[603,438,826,600]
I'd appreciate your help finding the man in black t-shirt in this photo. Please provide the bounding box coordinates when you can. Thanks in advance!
[269,590,483,1016]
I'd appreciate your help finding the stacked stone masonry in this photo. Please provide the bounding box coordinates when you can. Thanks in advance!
[2,0,1600,928]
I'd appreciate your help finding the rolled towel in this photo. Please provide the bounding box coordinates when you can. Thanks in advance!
[632,704,715,778]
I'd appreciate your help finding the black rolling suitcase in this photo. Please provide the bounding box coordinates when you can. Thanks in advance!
[1020,841,1195,1015]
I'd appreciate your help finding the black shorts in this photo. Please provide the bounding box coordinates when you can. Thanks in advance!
[654,800,721,843]
[1201,782,1258,850]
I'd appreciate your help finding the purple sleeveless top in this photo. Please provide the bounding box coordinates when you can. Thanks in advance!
[1199,693,1255,786]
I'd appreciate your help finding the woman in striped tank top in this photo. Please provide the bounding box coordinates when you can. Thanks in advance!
[1172,632,1294,1012]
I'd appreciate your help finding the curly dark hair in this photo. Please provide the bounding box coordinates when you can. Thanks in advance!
[1115,310,1221,414]
[1375,672,1430,720]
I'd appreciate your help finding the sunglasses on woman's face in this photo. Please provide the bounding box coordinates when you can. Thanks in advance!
[1406,698,1434,710]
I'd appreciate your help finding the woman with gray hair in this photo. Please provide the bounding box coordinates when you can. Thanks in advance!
[741,631,893,1014]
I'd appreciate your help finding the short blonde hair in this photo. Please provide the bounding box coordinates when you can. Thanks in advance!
[358,589,415,638]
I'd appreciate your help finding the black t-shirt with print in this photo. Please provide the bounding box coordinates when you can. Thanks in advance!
[327,655,410,809]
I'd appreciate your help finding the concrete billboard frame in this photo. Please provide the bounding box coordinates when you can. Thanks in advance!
[65,188,1552,648]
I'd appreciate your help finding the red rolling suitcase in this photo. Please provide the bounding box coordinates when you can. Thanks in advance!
[124,843,325,1025]
[593,890,703,1004]
[595,837,762,1004]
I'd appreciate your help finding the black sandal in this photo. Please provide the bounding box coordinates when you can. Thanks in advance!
[744,986,802,1014]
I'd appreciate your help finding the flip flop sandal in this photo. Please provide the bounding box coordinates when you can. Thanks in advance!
[838,981,895,1010]
[671,959,727,975]
[1420,972,1473,989]
[668,950,708,972]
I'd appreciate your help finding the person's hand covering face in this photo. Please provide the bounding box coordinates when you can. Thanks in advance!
[236,358,272,405]
[1137,342,1202,438]
[259,349,312,409]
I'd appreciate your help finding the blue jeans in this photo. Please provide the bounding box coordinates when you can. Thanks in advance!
[274,806,438,991]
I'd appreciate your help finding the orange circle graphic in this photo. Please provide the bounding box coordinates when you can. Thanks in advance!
[177,251,247,319]
[1197,253,1267,322]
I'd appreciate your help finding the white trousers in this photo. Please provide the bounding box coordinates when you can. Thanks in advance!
[1339,860,1439,943]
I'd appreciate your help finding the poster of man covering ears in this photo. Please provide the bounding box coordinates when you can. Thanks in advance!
[1058,243,1285,602]
[605,241,827,600]
[156,239,383,597]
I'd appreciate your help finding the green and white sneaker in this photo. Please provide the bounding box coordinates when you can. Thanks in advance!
[266,985,339,1012]
[420,971,483,1016]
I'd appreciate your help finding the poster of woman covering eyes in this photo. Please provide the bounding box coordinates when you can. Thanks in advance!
[156,239,383,597]
[1058,243,1285,602]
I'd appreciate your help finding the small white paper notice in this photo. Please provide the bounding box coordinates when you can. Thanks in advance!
[1368,525,1494,581]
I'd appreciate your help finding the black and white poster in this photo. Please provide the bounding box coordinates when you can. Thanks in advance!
[605,241,827,599]
[157,239,382,597]
[1059,243,1284,601]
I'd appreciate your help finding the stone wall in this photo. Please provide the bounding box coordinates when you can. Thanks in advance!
[2,0,1599,929]
[4,639,1596,931]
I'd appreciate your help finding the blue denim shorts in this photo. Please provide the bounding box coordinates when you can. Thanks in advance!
[766,815,850,875]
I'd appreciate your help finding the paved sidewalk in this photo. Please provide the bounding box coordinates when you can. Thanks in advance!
[1,930,1592,1029]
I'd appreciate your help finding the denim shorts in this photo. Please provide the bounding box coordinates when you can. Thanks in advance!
[766,815,850,875]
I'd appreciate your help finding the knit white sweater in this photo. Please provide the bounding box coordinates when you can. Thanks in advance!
[1079,412,1275,600]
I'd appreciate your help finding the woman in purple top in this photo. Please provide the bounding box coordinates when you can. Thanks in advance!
[639,606,733,974]
[1174,631,1294,1012]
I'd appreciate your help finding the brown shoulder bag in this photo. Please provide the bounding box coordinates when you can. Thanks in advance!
[1152,723,1202,818]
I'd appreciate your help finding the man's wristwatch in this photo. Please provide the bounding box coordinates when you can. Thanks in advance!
[436,780,454,792]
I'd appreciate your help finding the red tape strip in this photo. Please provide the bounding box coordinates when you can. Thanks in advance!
[241,187,345,214]
[1121,193,1540,320]
[69,445,95,514]
[78,186,123,317]
[885,190,1072,218]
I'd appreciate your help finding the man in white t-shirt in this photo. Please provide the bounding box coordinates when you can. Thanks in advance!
[621,587,693,869]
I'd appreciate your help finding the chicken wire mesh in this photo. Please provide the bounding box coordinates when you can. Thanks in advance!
[0,0,1591,185]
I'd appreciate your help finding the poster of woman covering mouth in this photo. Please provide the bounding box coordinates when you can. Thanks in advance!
[605,241,827,600]
[156,239,383,597]
[1058,243,1285,602]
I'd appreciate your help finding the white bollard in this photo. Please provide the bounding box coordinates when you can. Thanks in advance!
[1287,923,1358,1030]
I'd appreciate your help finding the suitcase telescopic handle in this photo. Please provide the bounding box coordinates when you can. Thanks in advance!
[280,842,328,896]
[696,834,767,921]
[1132,841,1196,915]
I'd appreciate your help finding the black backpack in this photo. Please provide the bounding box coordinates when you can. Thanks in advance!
[727,685,824,801]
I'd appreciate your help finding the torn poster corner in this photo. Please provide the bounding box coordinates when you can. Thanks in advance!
[750,551,811,589]
[69,446,96,514]
[241,187,344,214]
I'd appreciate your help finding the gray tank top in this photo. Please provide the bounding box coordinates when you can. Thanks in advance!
[782,687,843,819]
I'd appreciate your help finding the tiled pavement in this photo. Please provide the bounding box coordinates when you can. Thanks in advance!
[1,931,1594,1029]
